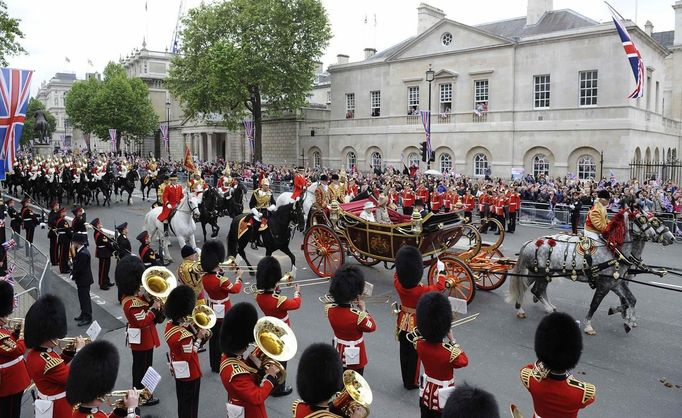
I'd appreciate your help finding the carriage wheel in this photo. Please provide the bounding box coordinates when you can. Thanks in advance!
[474,248,508,291]
[352,250,381,267]
[303,224,345,277]
[427,255,476,304]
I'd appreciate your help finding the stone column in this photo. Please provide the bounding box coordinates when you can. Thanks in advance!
[207,132,214,162]
[198,133,204,161]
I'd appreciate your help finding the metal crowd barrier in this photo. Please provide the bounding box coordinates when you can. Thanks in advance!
[518,201,588,229]
[655,212,682,242]
[5,230,50,297]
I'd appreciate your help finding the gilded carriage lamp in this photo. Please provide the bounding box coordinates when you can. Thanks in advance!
[411,211,422,234]
[330,200,340,224]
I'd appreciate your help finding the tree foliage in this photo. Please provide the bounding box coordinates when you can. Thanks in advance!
[166,0,331,161]
[65,62,158,152]
[20,98,56,145]
[0,0,25,66]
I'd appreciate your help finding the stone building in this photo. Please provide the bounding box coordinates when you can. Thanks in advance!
[35,72,77,148]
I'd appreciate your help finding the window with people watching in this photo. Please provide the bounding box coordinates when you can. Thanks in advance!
[345,93,355,118]
[346,151,357,171]
[371,151,382,169]
[370,90,381,117]
[474,153,488,177]
[533,154,550,178]
[408,152,420,168]
[440,153,452,172]
[407,86,419,115]
[312,151,321,168]
[577,155,596,179]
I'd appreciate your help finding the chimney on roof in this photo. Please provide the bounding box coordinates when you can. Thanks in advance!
[337,54,349,64]
[526,0,553,26]
[417,3,445,35]
[674,1,682,45]
[644,20,654,36]
[364,48,377,59]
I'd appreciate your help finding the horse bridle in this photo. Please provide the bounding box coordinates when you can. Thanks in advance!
[632,212,668,243]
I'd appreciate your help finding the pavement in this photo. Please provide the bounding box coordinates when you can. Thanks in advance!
[15,188,682,418]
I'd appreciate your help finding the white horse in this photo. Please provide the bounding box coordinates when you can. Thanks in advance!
[144,191,201,263]
[276,181,317,220]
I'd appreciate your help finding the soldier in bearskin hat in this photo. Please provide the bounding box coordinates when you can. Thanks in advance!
[164,285,208,418]
[219,302,278,418]
[520,312,595,417]
[66,340,141,418]
[326,265,376,375]
[0,281,31,418]
[415,292,468,418]
[115,255,162,406]
[24,294,86,418]
[201,240,242,373]
[393,245,446,389]
[441,383,500,418]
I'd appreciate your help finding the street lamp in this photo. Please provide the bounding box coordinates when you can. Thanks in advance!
[165,96,171,161]
[425,65,435,169]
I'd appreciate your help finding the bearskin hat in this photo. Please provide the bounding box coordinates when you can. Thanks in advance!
[296,343,343,405]
[597,190,610,200]
[256,256,282,290]
[164,285,196,321]
[0,281,14,317]
[328,264,365,305]
[416,292,452,343]
[200,240,225,272]
[24,294,67,348]
[395,246,424,289]
[534,312,583,372]
[331,173,339,181]
[441,383,500,418]
[114,255,145,296]
[220,302,257,355]
[320,174,329,182]
[66,341,120,404]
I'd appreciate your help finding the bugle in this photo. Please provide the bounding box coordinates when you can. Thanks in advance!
[142,266,177,307]
[251,316,297,385]
[108,388,153,408]
[58,336,92,351]
[331,370,373,418]
[405,313,480,344]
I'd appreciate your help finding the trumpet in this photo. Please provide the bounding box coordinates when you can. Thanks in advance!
[243,275,330,295]
[108,388,153,408]
[142,266,178,307]
[251,317,297,385]
[331,370,373,418]
[405,313,480,344]
[58,336,92,351]
[188,304,217,340]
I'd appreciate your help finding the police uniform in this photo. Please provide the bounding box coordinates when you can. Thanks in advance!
[93,218,114,289]
[137,231,160,268]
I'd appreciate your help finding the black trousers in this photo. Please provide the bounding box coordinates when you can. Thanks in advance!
[58,240,70,273]
[175,378,201,418]
[24,226,34,243]
[0,223,6,245]
[272,361,288,393]
[0,391,23,418]
[49,235,58,265]
[480,206,491,232]
[209,319,222,372]
[98,257,111,287]
[495,214,506,233]
[77,285,92,320]
[132,349,154,389]
[420,404,441,418]
[464,211,472,223]
[508,211,517,232]
[571,217,579,234]
[398,330,419,389]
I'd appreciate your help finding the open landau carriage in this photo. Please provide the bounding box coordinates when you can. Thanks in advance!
[302,197,484,303]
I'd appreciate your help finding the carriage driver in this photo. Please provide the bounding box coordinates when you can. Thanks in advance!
[584,190,610,242]
[249,177,276,249]
[158,172,184,237]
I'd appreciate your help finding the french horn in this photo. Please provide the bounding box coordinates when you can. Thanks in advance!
[331,370,373,418]
[251,316,297,385]
[142,266,177,306]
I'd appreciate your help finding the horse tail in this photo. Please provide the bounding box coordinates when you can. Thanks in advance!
[505,242,531,305]
[227,216,240,257]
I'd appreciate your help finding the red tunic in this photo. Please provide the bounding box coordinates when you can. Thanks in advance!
[520,364,596,418]
[122,295,160,351]
[402,190,416,208]
[220,354,276,418]
[0,329,30,396]
[478,193,489,213]
[415,340,469,412]
[202,272,242,315]
[389,191,400,206]
[508,192,521,213]
[462,194,475,212]
[291,174,307,200]
[26,348,74,418]
[292,400,342,417]
[164,322,201,382]
[158,183,184,221]
[393,274,445,333]
[416,186,429,205]
[495,196,507,216]
[430,191,443,211]
[326,305,376,370]
[255,291,301,326]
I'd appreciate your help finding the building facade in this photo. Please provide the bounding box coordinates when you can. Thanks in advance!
[35,72,77,148]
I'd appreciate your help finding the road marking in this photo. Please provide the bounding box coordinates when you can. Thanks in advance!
[650,281,682,289]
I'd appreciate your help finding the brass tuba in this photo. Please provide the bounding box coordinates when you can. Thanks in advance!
[251,317,297,385]
[142,266,177,306]
[191,304,217,338]
[331,370,373,418]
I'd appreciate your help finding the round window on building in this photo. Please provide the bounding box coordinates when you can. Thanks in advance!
[441,32,453,46]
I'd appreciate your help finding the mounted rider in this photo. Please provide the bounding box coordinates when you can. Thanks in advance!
[216,167,235,199]
[249,177,276,249]
[145,157,159,185]
[188,170,207,197]
[584,190,610,242]
[290,166,307,201]
[158,172,184,236]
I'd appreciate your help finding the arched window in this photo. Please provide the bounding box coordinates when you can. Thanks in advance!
[312,151,321,168]
[532,154,549,178]
[346,151,357,171]
[473,153,488,176]
[370,151,382,169]
[440,153,453,173]
[407,152,420,168]
[577,155,596,180]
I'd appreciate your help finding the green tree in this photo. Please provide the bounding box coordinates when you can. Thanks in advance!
[166,0,331,162]
[0,0,25,66]
[20,97,56,145]
[65,62,158,153]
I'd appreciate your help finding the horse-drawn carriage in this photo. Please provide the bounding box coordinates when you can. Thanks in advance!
[302,198,479,303]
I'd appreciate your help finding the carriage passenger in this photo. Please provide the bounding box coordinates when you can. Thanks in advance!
[359,201,376,223]
[375,195,392,224]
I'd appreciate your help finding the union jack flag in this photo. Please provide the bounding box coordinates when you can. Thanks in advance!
[607,3,644,99]
[243,119,255,154]
[0,68,33,172]
[420,110,432,160]
[160,123,169,154]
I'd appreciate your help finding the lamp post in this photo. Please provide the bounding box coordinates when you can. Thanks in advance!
[165,96,171,161]
[600,150,604,181]
[425,65,435,170]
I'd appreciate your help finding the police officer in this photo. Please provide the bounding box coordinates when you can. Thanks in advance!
[115,222,132,260]
[71,206,89,247]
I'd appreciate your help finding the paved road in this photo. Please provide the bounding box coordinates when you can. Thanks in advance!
[17,189,682,418]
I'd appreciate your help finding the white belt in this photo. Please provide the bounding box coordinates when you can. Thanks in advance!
[36,389,66,401]
[57,232,66,235]
[23,218,33,221]
[0,356,23,369]
[281,314,289,322]
[76,232,87,235]
[334,336,363,347]
[422,373,454,387]
[208,296,230,304]
[97,245,107,248]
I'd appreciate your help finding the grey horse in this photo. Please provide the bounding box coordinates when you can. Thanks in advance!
[507,211,675,335]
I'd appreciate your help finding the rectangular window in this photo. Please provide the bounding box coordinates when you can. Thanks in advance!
[345,93,355,118]
[407,86,419,115]
[326,90,331,104]
[655,81,660,113]
[534,75,550,109]
[579,70,598,106]
[370,90,381,117]
[474,79,489,107]
[439,83,452,113]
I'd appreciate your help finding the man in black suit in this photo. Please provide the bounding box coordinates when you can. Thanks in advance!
[71,233,93,326]
[569,191,583,235]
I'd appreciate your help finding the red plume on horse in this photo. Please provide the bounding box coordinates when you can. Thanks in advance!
[602,209,628,254]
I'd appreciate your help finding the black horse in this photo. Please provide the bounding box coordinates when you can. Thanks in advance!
[115,169,140,205]
[75,173,91,206]
[227,200,304,275]
[140,173,159,201]
[90,168,114,207]
[198,183,246,241]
